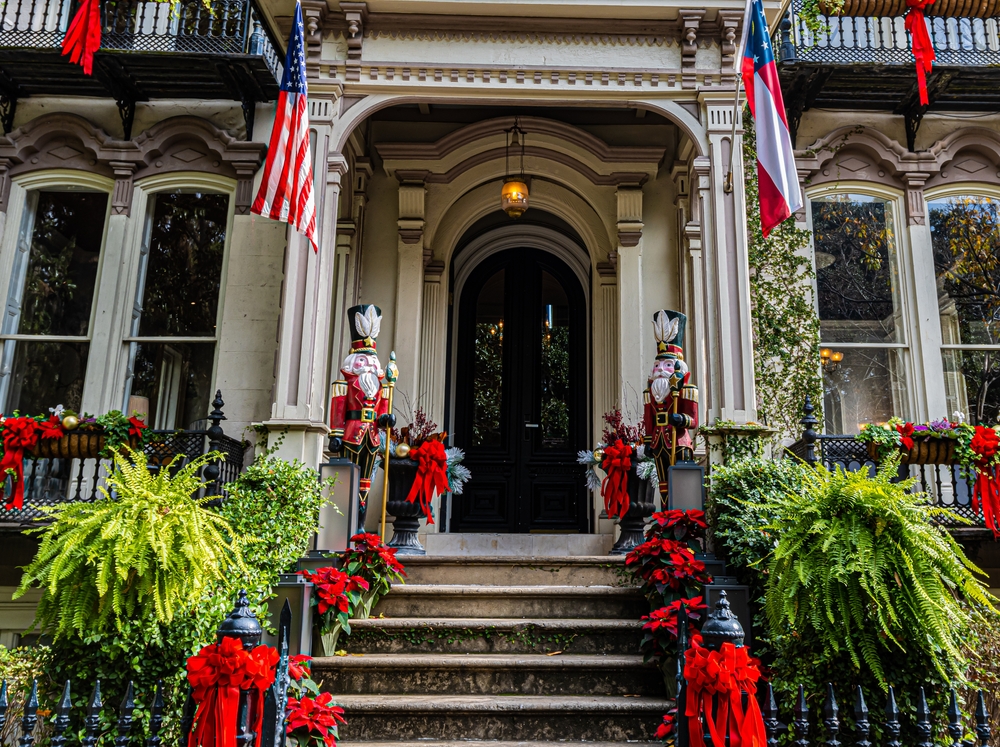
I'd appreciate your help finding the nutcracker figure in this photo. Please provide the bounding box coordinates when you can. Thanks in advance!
[329,304,396,527]
[643,310,699,499]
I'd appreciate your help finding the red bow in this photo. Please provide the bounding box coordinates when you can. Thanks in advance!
[601,440,632,520]
[61,0,102,75]
[405,440,450,524]
[970,426,1000,537]
[187,636,278,747]
[684,640,767,747]
[904,0,936,106]
[2,417,41,511]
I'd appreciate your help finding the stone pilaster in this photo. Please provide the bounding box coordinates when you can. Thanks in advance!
[394,180,427,405]
[616,185,645,412]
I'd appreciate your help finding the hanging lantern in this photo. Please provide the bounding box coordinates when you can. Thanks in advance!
[501,119,529,218]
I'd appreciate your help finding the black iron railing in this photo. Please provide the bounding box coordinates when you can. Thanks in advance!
[0,0,282,78]
[779,0,1000,66]
[2,390,247,525]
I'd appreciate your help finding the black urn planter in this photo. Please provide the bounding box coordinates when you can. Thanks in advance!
[609,464,655,555]
[385,457,427,555]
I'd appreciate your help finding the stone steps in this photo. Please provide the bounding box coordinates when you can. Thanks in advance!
[340,742,657,747]
[344,617,644,655]
[372,584,648,619]
[313,653,662,696]
[399,555,631,586]
[332,694,669,742]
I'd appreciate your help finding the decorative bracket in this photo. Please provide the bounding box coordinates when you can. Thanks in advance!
[93,57,145,140]
[0,94,15,136]
[117,99,136,141]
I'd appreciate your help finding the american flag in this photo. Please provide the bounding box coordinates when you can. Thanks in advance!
[252,1,318,251]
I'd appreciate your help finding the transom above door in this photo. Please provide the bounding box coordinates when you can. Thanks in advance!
[451,247,588,533]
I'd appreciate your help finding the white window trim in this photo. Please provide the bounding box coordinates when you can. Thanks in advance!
[116,173,237,424]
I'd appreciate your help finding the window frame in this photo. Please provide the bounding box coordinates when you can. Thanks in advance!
[0,171,115,412]
[804,182,919,430]
[119,173,236,425]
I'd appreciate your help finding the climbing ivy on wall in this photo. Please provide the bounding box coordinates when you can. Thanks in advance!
[743,111,823,437]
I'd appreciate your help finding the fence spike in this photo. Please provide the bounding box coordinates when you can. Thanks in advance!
[916,686,933,747]
[885,686,902,747]
[794,684,809,747]
[761,681,780,747]
[145,681,165,747]
[114,681,135,747]
[180,687,196,741]
[50,681,72,746]
[0,680,8,734]
[824,683,840,747]
[976,690,992,747]
[854,686,871,747]
[18,679,38,747]
[81,680,103,747]
[948,689,964,747]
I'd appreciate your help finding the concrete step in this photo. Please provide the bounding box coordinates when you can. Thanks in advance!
[333,694,670,742]
[314,653,662,696]
[398,555,635,587]
[339,742,658,746]
[343,617,644,655]
[372,585,648,619]
[423,533,616,557]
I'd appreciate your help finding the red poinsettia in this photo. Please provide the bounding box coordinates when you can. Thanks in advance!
[656,712,676,742]
[299,567,369,617]
[287,692,347,747]
[642,596,708,639]
[970,425,1000,464]
[128,416,148,437]
[36,416,65,440]
[648,509,707,542]
[896,422,916,451]
[289,654,312,682]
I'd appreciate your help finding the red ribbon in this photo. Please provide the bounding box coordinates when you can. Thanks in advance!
[405,440,450,524]
[2,417,41,511]
[187,636,278,747]
[905,0,936,106]
[601,440,632,521]
[684,640,767,747]
[969,426,1000,537]
[61,0,102,75]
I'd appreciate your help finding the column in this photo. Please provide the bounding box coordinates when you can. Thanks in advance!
[265,131,345,465]
[393,181,427,406]
[419,257,446,426]
[616,186,645,413]
[699,100,756,425]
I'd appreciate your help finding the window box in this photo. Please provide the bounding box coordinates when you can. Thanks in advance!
[865,438,957,465]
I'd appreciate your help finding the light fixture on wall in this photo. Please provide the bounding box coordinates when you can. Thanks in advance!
[820,347,844,372]
[501,118,529,218]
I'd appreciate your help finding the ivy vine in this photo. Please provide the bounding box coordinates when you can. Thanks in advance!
[743,111,823,438]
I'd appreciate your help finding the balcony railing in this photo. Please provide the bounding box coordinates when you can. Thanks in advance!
[781,0,1000,66]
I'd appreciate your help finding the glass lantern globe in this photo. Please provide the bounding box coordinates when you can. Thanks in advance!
[501,179,529,218]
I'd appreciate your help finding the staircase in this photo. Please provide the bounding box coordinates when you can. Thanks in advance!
[314,554,669,746]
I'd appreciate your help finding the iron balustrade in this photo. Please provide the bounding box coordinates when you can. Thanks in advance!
[0,0,282,79]
[780,0,1000,66]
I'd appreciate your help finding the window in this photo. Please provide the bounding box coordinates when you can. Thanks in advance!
[0,190,108,413]
[929,195,1000,426]
[811,193,909,433]
[123,191,228,430]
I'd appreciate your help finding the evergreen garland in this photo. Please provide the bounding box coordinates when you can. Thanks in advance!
[743,112,823,436]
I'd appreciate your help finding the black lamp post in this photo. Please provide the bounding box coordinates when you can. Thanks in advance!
[699,590,745,651]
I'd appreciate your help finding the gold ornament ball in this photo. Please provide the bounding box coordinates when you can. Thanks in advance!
[593,448,604,462]
[395,443,411,458]
[62,415,79,431]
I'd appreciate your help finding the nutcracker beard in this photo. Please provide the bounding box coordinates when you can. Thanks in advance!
[650,371,671,404]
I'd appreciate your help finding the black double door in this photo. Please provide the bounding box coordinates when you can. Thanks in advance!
[451,248,588,533]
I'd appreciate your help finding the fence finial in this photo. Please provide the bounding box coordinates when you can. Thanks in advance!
[0,680,8,734]
[700,590,745,650]
[853,685,871,747]
[824,683,841,747]
[81,681,102,747]
[114,681,135,747]
[916,687,933,747]
[976,690,992,747]
[217,589,263,650]
[794,684,810,747]
[762,682,780,747]
[146,681,165,747]
[18,680,37,747]
[885,686,901,747]
[51,681,72,746]
[947,689,964,747]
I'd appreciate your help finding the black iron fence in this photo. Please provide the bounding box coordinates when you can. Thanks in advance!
[778,0,1000,66]
[786,397,979,528]
[0,0,282,77]
[3,390,247,525]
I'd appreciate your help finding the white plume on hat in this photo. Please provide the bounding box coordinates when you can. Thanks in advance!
[653,311,680,344]
[355,305,382,339]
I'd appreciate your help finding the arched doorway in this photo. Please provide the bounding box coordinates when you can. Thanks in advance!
[451,247,588,533]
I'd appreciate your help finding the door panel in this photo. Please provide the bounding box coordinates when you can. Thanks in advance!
[452,248,588,533]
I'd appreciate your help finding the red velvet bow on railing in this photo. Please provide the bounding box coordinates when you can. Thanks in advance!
[405,440,450,524]
[600,440,632,521]
[970,425,1000,538]
[61,0,102,75]
[187,636,279,747]
[904,0,936,106]
[684,640,767,747]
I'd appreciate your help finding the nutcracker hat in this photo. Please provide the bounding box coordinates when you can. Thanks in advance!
[653,310,686,360]
[349,304,382,354]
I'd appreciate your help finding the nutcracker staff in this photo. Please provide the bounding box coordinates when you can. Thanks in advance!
[643,310,699,499]
[329,304,396,528]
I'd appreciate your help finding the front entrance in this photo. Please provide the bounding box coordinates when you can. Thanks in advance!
[451,248,588,533]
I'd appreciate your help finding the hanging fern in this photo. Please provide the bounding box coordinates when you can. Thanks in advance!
[762,453,997,686]
[15,447,244,640]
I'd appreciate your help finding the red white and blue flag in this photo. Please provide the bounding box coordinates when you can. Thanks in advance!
[252,1,319,252]
[739,0,802,237]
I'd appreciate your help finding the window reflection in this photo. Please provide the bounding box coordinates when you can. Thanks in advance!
[822,347,906,434]
[540,271,570,447]
[473,269,504,447]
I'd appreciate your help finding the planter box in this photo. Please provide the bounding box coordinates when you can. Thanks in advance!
[29,431,140,460]
[818,0,999,17]
[866,439,956,465]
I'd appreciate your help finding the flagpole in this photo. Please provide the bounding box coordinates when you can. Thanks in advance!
[726,0,754,194]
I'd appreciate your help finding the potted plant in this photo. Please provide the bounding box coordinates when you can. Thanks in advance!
[299,565,369,656]
[578,409,658,554]
[383,408,470,554]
